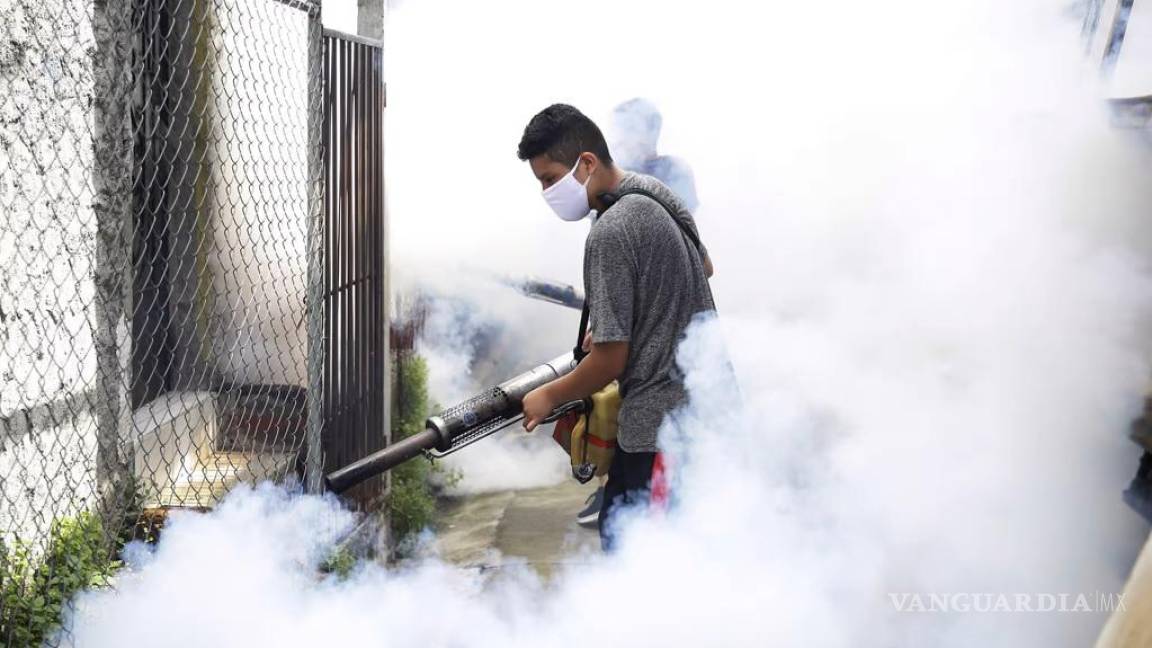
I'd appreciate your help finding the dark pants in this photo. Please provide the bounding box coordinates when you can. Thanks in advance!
[598,447,657,552]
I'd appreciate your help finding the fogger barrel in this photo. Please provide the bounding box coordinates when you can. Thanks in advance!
[324,352,579,493]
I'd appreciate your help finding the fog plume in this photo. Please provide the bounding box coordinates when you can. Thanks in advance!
[65,0,1152,646]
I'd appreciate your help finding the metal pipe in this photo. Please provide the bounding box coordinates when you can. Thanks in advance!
[325,427,443,493]
[323,352,578,493]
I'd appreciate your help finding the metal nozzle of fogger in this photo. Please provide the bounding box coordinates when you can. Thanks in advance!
[324,352,581,494]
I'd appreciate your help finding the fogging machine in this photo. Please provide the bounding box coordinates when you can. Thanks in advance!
[324,352,585,494]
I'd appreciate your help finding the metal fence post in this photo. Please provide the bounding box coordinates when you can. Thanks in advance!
[358,0,385,40]
[357,0,391,508]
[378,32,393,511]
[92,0,136,533]
[306,2,327,494]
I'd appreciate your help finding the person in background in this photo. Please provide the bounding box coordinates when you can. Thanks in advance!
[572,98,701,527]
[516,104,715,550]
[608,97,699,212]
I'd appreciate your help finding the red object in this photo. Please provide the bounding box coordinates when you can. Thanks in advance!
[650,452,670,512]
[585,434,616,449]
[551,412,579,451]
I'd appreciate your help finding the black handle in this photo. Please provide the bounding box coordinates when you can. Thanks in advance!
[543,399,587,423]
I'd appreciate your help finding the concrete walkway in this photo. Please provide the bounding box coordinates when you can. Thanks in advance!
[434,479,601,579]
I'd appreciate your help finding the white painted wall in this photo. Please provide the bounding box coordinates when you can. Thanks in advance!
[0,0,102,547]
[207,1,310,388]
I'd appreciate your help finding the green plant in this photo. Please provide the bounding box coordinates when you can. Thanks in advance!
[0,511,119,647]
[388,352,445,549]
[393,351,431,438]
[319,546,357,580]
[389,456,438,545]
[114,476,156,547]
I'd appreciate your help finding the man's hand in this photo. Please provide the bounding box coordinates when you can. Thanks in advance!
[522,340,627,433]
[521,384,558,432]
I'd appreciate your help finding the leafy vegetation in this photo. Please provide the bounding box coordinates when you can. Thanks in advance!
[0,476,148,647]
[389,352,437,547]
[319,545,358,579]
[0,512,119,647]
[388,352,459,552]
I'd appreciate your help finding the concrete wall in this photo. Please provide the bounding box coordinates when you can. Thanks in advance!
[0,0,103,546]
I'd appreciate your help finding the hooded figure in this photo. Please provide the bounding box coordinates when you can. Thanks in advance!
[609,98,699,212]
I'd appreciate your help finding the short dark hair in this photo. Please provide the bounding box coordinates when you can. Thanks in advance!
[517,104,613,167]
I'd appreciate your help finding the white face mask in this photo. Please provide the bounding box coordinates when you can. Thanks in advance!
[542,159,593,222]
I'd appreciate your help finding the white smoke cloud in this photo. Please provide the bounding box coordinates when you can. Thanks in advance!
[63,0,1152,645]
[403,274,572,494]
[433,428,571,495]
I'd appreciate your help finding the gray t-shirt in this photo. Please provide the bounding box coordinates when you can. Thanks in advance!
[584,172,716,452]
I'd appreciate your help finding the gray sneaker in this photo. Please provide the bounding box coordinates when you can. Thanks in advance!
[577,487,604,527]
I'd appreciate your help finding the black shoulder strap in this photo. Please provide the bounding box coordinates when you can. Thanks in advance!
[574,189,709,362]
[613,187,704,253]
[574,298,592,362]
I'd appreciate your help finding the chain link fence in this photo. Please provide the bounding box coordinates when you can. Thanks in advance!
[1,0,329,644]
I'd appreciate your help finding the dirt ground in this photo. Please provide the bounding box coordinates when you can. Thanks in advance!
[433,479,601,579]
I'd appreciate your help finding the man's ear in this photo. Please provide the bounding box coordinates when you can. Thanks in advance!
[578,152,596,177]
[571,152,592,184]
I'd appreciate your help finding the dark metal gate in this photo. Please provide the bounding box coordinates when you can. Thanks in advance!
[321,29,388,505]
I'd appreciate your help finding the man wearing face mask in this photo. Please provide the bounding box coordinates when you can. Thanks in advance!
[516,103,715,551]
